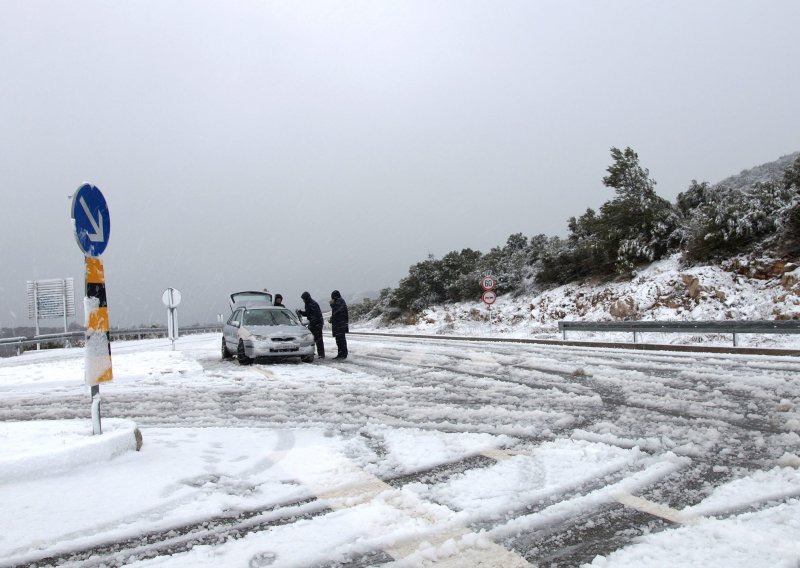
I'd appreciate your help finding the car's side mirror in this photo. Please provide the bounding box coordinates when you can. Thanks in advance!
[232,321,240,328]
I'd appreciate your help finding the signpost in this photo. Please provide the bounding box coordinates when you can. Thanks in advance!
[481,276,496,326]
[162,288,182,350]
[71,183,112,435]
[26,278,76,347]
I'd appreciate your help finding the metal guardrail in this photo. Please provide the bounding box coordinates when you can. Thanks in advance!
[109,326,221,341]
[0,326,222,357]
[557,320,800,346]
[0,336,28,357]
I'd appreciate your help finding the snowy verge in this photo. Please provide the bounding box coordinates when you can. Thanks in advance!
[0,418,139,484]
[356,255,800,348]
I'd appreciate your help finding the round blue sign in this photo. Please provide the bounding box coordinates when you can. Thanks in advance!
[71,183,111,257]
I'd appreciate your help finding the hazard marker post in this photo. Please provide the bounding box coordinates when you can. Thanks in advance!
[71,183,112,435]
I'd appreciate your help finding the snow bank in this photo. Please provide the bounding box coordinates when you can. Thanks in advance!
[0,419,139,484]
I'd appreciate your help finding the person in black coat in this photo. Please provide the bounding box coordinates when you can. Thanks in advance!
[297,291,325,358]
[329,290,349,359]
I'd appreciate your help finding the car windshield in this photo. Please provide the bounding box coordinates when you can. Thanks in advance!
[242,309,297,326]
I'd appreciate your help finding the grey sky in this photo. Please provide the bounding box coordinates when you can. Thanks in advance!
[1,0,798,327]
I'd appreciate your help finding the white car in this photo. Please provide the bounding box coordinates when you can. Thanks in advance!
[222,292,315,364]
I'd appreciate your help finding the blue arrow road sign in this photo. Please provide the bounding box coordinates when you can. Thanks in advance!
[71,183,111,257]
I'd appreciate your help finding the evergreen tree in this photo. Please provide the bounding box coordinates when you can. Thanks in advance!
[783,155,800,191]
[598,147,680,274]
[780,155,800,255]
[684,178,797,261]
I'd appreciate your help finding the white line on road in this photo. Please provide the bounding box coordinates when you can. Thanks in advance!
[292,447,532,567]
[616,492,697,525]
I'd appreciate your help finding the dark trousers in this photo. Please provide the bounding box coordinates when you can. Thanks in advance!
[334,334,348,358]
[310,326,324,357]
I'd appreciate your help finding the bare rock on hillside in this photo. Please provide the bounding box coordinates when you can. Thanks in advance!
[783,266,800,289]
[725,257,788,280]
[609,297,637,319]
[680,274,703,301]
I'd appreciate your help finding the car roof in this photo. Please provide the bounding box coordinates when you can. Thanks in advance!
[230,291,273,309]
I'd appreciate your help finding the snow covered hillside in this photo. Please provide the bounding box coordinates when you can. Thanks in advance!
[715,151,800,193]
[360,255,800,348]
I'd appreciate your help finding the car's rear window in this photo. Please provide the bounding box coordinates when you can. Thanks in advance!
[243,309,297,326]
[231,292,273,308]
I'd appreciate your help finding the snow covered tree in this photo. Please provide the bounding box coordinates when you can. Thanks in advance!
[598,147,681,274]
[684,179,798,261]
[388,249,483,315]
[780,155,800,255]
[535,235,598,285]
[783,155,800,191]
[479,241,526,295]
[676,180,711,216]
[441,248,483,301]
[534,149,680,283]
[534,147,681,281]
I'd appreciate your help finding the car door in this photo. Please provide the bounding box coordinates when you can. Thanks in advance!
[224,309,243,350]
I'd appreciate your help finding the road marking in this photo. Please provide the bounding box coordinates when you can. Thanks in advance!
[616,492,697,525]
[295,448,532,566]
[252,367,274,378]
[481,448,528,461]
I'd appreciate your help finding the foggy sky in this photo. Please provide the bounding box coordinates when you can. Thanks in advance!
[2,0,799,328]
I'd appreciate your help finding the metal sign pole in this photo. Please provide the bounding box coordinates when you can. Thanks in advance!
[162,288,182,350]
[62,279,69,347]
[33,283,40,350]
[167,307,176,350]
[62,279,68,334]
[480,275,497,331]
[91,384,101,434]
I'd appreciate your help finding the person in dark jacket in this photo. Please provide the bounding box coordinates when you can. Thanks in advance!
[297,291,324,358]
[329,290,349,359]
[274,294,285,307]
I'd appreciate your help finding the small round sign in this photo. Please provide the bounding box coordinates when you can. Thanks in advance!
[482,290,497,305]
[481,276,495,291]
[162,288,182,308]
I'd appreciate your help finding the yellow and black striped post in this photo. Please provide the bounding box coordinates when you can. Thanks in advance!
[85,257,113,433]
[71,183,113,435]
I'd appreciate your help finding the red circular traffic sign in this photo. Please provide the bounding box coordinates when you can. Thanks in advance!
[482,290,497,305]
[481,276,495,291]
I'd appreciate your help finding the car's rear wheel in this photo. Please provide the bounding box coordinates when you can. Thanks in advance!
[237,340,252,365]
[221,337,233,360]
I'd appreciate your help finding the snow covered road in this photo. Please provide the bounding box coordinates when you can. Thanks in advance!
[1,333,799,567]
